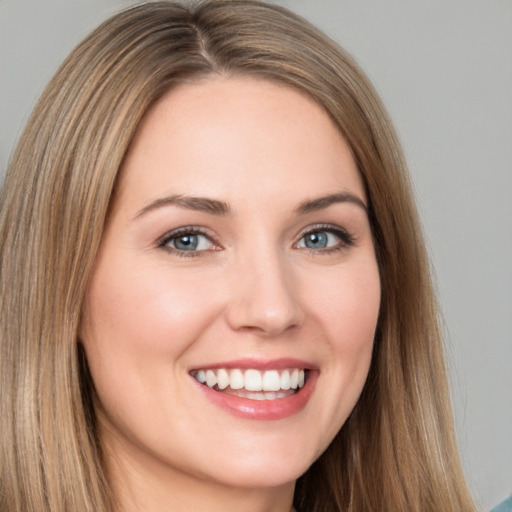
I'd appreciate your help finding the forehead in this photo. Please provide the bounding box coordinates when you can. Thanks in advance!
[117,76,365,212]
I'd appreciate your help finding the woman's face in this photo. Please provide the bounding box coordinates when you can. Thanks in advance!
[81,77,380,496]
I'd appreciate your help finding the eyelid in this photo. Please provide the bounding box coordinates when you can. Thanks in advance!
[294,223,356,250]
[156,223,355,257]
[157,226,222,254]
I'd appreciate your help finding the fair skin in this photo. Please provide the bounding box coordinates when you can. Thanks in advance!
[81,76,381,512]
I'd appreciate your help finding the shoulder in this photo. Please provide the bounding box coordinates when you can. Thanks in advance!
[491,495,512,512]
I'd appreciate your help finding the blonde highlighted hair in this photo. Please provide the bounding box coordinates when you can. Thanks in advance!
[0,2,475,511]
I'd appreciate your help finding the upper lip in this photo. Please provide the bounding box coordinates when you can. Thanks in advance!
[189,357,317,372]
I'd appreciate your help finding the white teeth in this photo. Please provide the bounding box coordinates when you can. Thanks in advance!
[262,370,281,392]
[192,367,308,395]
[245,369,263,391]
[205,369,217,388]
[230,369,244,390]
[290,369,299,389]
[280,369,291,390]
[217,368,229,390]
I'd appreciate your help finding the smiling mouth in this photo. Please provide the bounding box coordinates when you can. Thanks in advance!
[190,368,307,401]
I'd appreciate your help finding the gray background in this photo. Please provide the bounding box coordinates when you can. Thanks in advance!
[1,1,510,509]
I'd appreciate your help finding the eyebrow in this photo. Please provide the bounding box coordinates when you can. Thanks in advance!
[134,195,231,219]
[295,192,368,215]
[134,191,367,220]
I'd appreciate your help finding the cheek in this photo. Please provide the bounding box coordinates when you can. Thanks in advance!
[80,258,228,444]
[311,256,381,351]
[304,255,380,427]
[82,259,224,361]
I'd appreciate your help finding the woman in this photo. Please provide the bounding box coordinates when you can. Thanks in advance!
[0,1,476,511]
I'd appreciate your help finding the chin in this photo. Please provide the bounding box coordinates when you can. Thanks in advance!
[188,431,326,490]
[205,458,310,490]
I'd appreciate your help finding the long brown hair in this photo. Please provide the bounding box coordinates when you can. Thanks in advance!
[0,2,476,511]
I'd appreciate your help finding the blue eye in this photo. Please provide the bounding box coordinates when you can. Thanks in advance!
[296,226,355,252]
[303,231,330,249]
[160,230,215,254]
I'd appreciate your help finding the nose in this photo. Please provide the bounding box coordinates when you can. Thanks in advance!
[225,249,304,337]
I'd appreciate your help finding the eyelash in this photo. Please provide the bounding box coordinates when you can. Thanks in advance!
[296,224,357,255]
[157,224,356,258]
[157,227,219,258]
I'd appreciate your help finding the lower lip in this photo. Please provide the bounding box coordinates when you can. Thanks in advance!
[193,371,318,421]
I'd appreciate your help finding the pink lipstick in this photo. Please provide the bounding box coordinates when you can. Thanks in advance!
[189,358,318,420]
